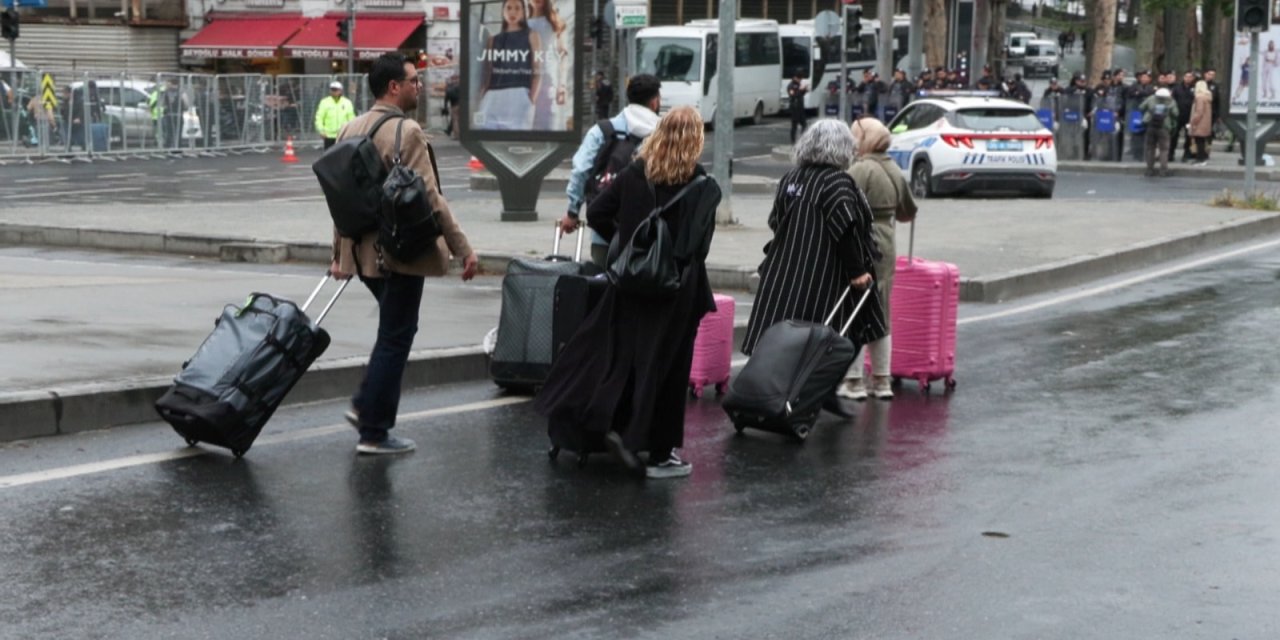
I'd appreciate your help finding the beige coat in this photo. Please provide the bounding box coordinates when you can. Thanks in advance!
[1189,92,1213,138]
[331,104,473,278]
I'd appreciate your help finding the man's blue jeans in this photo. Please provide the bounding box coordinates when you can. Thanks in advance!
[353,272,424,443]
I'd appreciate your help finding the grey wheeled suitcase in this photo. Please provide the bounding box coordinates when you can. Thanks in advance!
[154,275,348,457]
[489,225,604,392]
[723,286,873,441]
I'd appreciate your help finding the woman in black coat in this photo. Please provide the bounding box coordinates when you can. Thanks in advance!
[742,118,886,358]
[535,106,721,479]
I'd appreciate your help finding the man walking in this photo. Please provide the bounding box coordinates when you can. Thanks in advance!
[593,71,614,121]
[786,72,809,144]
[330,53,479,454]
[563,74,661,267]
[1141,87,1178,177]
[315,81,356,150]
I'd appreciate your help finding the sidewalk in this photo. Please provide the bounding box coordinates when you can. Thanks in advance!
[4,186,1280,442]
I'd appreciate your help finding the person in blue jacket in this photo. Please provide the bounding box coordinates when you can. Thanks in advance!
[560,74,661,267]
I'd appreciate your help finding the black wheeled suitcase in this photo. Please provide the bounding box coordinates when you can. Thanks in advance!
[154,275,348,457]
[489,225,605,392]
[723,286,873,441]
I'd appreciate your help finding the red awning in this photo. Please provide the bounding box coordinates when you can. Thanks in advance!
[283,15,424,60]
[181,14,306,59]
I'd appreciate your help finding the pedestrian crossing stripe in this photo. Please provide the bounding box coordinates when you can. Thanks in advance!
[40,73,58,112]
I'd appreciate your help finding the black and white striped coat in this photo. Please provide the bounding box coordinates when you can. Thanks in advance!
[742,164,888,355]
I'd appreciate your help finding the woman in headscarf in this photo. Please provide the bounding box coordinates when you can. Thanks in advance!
[536,106,721,479]
[742,119,886,371]
[836,117,917,401]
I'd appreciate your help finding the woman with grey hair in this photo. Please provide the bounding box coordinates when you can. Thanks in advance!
[742,119,887,368]
[839,117,917,401]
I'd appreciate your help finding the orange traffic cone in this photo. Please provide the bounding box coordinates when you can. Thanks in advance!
[468,156,484,171]
[281,137,299,164]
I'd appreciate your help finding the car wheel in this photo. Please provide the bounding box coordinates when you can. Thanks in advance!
[911,160,934,199]
[752,102,764,126]
[1034,185,1054,199]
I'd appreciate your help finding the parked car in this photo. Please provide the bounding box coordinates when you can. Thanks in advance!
[70,79,157,145]
[1023,39,1061,79]
[886,93,1057,198]
[1005,31,1038,59]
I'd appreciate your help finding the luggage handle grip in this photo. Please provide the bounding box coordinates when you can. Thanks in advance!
[822,284,875,337]
[304,274,350,326]
[552,220,586,263]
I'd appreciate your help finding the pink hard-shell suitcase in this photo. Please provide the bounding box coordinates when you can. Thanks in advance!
[872,222,959,393]
[689,293,736,398]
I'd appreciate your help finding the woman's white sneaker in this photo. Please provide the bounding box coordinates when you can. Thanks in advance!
[836,378,868,401]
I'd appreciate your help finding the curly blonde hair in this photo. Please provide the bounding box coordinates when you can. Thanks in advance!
[638,106,704,186]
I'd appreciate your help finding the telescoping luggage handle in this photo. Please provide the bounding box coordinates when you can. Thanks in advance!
[822,283,875,338]
[907,221,916,261]
[302,274,351,325]
[551,221,586,263]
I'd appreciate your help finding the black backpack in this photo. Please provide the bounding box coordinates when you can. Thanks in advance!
[313,112,403,239]
[583,119,643,205]
[377,120,443,263]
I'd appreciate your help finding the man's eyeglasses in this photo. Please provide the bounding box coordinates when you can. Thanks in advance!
[397,76,423,86]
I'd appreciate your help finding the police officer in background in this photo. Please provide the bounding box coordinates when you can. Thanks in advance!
[786,72,809,144]
[1042,77,1064,100]
[1063,73,1094,158]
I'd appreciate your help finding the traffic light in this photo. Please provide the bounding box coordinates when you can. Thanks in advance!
[1,8,19,42]
[1237,0,1268,32]
[336,17,350,43]
[844,4,862,53]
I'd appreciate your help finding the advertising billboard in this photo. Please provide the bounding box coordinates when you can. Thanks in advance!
[1230,23,1280,115]
[468,0,576,132]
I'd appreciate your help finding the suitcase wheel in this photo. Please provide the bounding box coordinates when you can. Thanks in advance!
[577,453,589,469]
[548,446,560,462]
[793,423,812,441]
[945,377,958,391]
[715,382,728,397]
[689,384,702,399]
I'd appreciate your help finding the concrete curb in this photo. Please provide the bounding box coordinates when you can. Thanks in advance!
[468,171,780,195]
[0,223,763,293]
[959,211,1280,302]
[0,324,749,444]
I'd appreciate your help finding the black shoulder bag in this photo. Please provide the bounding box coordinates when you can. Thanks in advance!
[608,175,707,298]
[377,120,444,263]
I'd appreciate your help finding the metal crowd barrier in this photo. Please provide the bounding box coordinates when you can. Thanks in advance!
[0,70,445,164]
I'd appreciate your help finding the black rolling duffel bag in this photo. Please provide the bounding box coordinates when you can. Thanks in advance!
[723,285,873,441]
[155,275,348,457]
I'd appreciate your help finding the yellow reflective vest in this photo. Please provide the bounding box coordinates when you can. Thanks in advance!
[315,96,356,139]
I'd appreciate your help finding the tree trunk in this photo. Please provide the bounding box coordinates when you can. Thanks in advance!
[925,0,948,69]
[1086,0,1117,84]
[1165,5,1190,73]
[972,0,991,83]
[991,0,1008,78]
[1201,0,1220,71]
[1125,0,1138,32]
[1136,0,1157,72]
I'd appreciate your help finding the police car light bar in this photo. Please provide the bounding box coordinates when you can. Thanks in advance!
[916,90,1003,98]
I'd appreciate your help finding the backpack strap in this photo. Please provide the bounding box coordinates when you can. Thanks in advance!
[590,118,625,179]
[648,175,709,219]
[366,112,403,143]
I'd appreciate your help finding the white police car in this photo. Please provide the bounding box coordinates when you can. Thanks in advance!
[886,91,1057,198]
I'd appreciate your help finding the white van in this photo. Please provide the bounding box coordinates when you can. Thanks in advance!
[1023,39,1061,78]
[1006,31,1038,59]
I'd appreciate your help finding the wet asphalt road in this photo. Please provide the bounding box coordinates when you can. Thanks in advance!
[2,243,1279,638]
[0,118,1249,208]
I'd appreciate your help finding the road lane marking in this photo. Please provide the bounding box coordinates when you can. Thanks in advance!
[3,187,144,199]
[13,177,70,184]
[959,237,1280,325]
[98,173,149,179]
[175,169,219,175]
[214,176,315,186]
[0,396,530,490]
